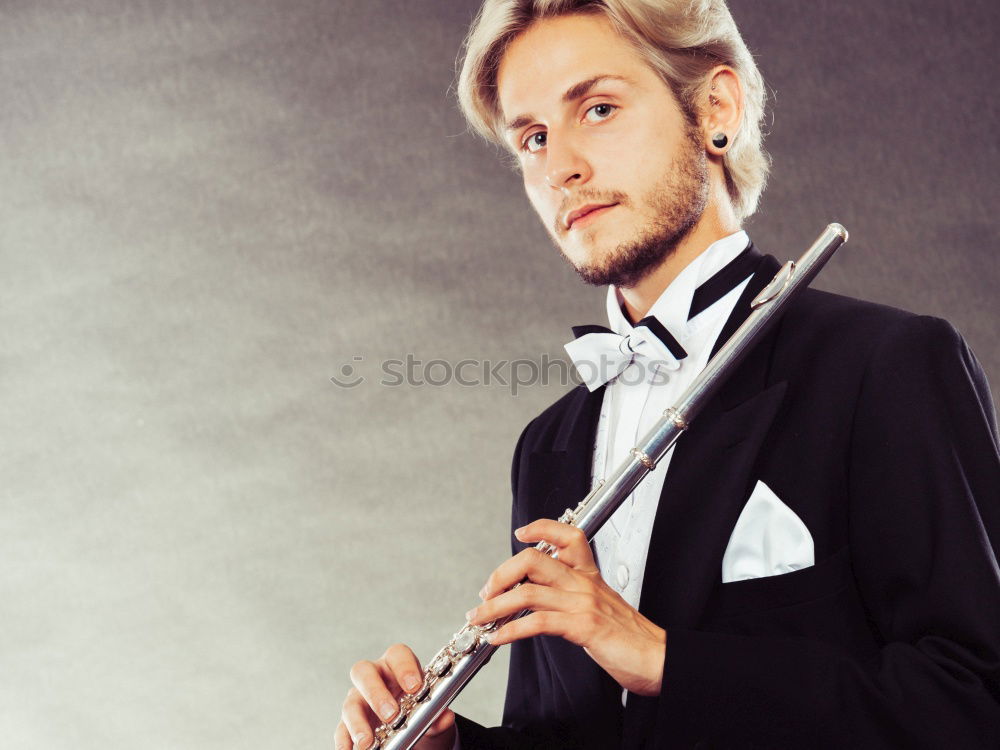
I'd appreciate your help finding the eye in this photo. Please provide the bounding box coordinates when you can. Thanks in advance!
[584,103,618,122]
[522,131,547,154]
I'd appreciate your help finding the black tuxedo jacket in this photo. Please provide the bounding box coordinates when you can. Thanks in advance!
[455,249,1000,749]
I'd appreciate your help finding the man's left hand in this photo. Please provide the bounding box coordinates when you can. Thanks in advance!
[465,518,666,697]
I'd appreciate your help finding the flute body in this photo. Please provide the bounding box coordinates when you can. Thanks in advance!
[373,223,849,750]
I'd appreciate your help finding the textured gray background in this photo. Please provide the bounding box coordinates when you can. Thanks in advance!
[1,0,997,748]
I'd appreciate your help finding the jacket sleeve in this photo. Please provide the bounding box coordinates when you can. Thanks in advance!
[648,315,1000,748]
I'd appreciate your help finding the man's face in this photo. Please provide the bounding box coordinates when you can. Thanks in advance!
[497,13,709,288]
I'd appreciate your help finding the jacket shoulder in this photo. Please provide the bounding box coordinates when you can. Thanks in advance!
[783,288,976,362]
[774,288,947,369]
[786,288,917,331]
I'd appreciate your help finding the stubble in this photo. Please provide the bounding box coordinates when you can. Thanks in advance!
[558,125,709,289]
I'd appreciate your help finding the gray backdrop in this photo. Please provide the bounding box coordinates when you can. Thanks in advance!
[1,0,997,748]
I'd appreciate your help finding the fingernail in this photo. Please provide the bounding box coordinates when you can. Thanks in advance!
[356,733,371,749]
[403,674,421,692]
[479,586,487,600]
[465,608,477,622]
[514,526,525,538]
[379,701,397,721]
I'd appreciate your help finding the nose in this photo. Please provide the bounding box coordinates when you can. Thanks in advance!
[545,132,591,191]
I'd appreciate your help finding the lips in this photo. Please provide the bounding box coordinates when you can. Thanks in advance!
[565,202,618,230]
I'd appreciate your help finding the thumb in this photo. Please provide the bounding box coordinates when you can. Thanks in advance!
[416,709,457,750]
[426,707,456,737]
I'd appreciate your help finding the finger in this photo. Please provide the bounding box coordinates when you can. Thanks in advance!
[467,583,589,626]
[481,547,574,600]
[340,688,378,749]
[349,660,400,726]
[334,721,352,750]
[485,610,580,647]
[381,643,425,695]
[427,707,457,737]
[515,519,596,569]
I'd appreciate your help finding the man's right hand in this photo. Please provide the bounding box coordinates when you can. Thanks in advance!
[336,643,457,750]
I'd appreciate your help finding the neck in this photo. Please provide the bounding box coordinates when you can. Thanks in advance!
[618,189,740,324]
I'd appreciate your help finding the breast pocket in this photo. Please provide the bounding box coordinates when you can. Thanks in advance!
[709,545,853,619]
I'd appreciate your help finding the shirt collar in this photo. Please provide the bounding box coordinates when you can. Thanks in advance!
[606,230,750,341]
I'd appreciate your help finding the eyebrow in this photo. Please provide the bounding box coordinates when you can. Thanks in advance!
[503,74,634,134]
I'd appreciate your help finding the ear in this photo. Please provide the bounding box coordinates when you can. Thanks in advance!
[699,65,744,157]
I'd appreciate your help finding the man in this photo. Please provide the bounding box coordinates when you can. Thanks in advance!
[337,1,1000,748]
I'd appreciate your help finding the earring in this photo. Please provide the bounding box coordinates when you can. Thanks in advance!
[712,132,728,149]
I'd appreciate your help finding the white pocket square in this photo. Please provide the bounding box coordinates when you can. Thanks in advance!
[721,480,814,583]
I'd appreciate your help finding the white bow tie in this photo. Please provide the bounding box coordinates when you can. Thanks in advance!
[563,316,687,392]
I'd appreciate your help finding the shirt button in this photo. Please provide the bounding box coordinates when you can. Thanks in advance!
[616,564,630,589]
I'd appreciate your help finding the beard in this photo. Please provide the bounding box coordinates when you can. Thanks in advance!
[555,125,710,289]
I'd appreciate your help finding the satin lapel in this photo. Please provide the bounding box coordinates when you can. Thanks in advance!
[637,250,787,629]
[711,247,780,362]
[520,384,623,734]
[636,380,786,628]
[621,384,788,750]
[522,384,606,523]
[625,251,788,750]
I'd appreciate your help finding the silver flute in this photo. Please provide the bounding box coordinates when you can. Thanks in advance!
[372,223,849,750]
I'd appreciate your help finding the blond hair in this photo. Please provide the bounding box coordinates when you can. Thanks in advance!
[456,0,770,221]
